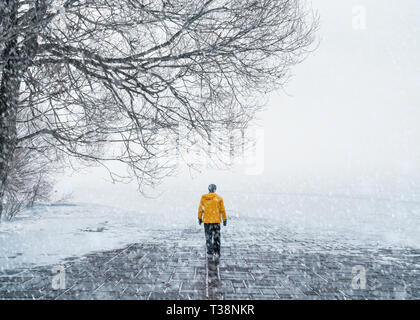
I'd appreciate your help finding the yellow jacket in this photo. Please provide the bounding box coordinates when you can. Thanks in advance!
[198,192,227,223]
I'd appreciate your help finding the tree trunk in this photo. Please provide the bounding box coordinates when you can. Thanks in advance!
[0,0,20,219]
[0,56,20,219]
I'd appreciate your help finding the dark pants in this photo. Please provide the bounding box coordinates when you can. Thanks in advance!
[204,223,221,255]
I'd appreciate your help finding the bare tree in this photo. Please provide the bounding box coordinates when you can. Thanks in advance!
[3,143,54,219]
[0,0,318,217]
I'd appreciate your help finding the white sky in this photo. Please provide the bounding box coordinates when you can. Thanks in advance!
[259,0,420,189]
[57,0,420,207]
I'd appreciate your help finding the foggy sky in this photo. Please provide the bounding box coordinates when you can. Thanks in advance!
[259,0,420,190]
[57,0,420,207]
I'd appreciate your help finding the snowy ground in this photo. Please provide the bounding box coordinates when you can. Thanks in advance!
[0,203,185,270]
[0,192,419,273]
[0,212,419,300]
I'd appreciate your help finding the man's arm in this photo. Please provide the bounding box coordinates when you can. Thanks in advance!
[198,196,204,221]
[220,198,227,223]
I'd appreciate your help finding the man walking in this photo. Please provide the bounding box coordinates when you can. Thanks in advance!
[198,184,227,259]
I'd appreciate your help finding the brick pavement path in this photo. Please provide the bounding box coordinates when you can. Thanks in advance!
[0,216,419,300]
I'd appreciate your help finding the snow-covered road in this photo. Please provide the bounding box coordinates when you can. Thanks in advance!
[0,213,419,300]
[0,192,419,271]
[0,193,419,300]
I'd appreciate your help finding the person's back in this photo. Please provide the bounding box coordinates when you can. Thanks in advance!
[198,192,226,223]
[198,184,227,259]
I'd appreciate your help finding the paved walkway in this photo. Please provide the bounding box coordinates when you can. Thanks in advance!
[0,216,419,299]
